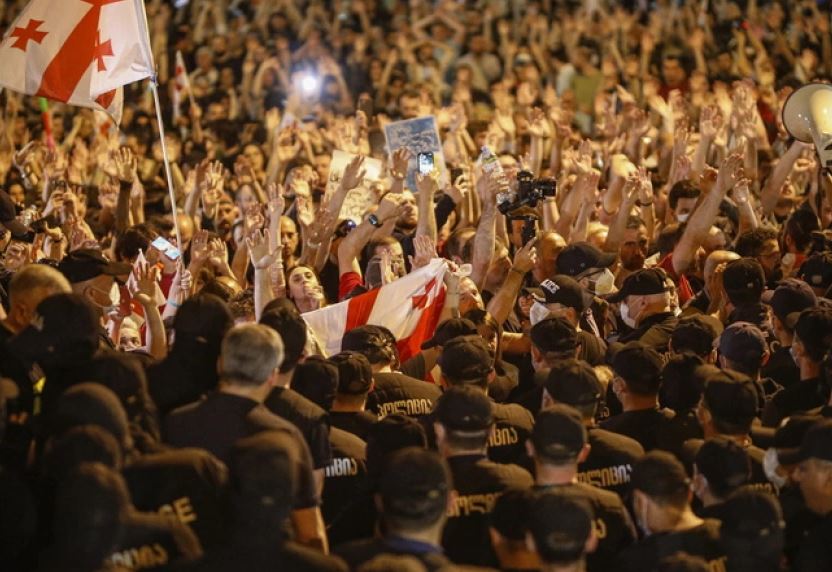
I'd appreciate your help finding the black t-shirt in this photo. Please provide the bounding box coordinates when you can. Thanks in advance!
[0,467,37,571]
[578,330,608,366]
[763,345,801,389]
[616,519,726,572]
[535,482,636,572]
[329,410,377,441]
[264,387,333,470]
[600,407,681,453]
[781,483,821,567]
[660,410,704,458]
[322,428,373,546]
[762,377,829,428]
[319,258,340,306]
[366,372,441,419]
[795,512,832,572]
[190,536,348,572]
[489,402,535,471]
[334,537,452,572]
[160,393,319,509]
[617,312,678,353]
[122,448,228,549]
[443,454,533,566]
[577,427,645,498]
[681,438,779,497]
[109,511,203,570]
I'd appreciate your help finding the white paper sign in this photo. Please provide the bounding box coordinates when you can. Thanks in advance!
[327,150,383,223]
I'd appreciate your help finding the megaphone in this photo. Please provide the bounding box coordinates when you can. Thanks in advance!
[782,82,832,168]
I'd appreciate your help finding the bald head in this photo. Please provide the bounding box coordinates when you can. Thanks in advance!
[704,250,741,282]
[7,265,72,332]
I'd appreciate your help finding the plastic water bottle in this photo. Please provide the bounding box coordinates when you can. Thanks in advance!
[480,146,513,205]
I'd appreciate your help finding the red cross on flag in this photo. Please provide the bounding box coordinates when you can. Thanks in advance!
[302,259,448,362]
[0,0,155,123]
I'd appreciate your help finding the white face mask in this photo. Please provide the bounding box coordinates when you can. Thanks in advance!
[90,282,120,313]
[676,212,690,223]
[587,268,615,295]
[763,448,787,490]
[620,302,637,329]
[636,496,652,537]
[530,301,552,326]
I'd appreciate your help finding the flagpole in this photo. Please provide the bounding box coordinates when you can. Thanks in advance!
[150,76,183,251]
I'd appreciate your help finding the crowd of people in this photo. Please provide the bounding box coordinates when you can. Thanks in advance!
[3,0,832,570]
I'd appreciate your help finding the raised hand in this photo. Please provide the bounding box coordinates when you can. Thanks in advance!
[699,105,723,140]
[715,153,744,193]
[415,172,439,195]
[390,148,411,180]
[189,230,210,266]
[246,229,279,270]
[513,237,538,274]
[243,204,265,236]
[129,258,160,306]
[409,235,437,269]
[266,182,286,223]
[113,147,138,183]
[341,155,367,190]
[527,107,552,138]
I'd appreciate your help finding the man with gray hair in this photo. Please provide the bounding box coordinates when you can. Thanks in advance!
[163,323,329,550]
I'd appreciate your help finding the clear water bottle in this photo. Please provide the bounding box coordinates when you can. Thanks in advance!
[480,146,513,205]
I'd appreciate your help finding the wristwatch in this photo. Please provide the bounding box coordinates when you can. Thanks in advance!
[367,213,383,228]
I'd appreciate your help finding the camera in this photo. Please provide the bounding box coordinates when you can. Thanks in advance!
[497,170,556,215]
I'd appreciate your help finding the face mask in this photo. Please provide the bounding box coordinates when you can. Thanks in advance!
[636,497,652,537]
[588,268,615,295]
[620,302,637,329]
[763,448,787,490]
[530,301,552,326]
[676,213,690,223]
[90,282,120,314]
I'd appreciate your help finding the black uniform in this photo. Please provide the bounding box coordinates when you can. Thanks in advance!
[264,387,333,470]
[577,427,645,498]
[681,438,779,497]
[616,519,727,572]
[600,407,687,453]
[762,377,829,428]
[794,512,832,572]
[489,402,535,470]
[535,482,636,572]
[442,454,533,566]
[335,537,452,572]
[616,311,678,353]
[110,511,203,570]
[190,536,348,572]
[763,345,801,388]
[322,428,373,546]
[329,410,377,441]
[367,372,441,419]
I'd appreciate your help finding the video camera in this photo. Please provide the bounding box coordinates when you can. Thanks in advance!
[497,170,556,215]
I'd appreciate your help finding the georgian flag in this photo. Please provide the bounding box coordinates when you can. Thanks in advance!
[0,0,155,123]
[172,50,191,122]
[303,259,447,362]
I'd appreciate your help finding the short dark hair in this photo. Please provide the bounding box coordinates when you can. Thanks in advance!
[114,225,155,261]
[660,353,707,412]
[668,181,701,210]
[259,305,307,373]
[784,208,820,252]
[632,451,691,508]
[794,306,832,363]
[735,227,778,258]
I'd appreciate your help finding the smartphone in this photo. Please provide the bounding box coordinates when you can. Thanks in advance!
[418,152,435,175]
[151,236,181,261]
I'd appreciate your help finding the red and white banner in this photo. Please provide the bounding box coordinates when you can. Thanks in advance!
[0,0,155,122]
[172,50,191,122]
[303,259,447,362]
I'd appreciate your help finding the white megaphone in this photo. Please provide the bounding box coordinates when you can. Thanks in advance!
[782,82,832,169]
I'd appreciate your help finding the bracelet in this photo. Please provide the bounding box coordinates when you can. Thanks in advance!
[166,300,181,308]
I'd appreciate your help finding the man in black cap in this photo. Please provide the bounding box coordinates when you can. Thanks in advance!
[528,404,636,572]
[530,276,607,365]
[719,489,785,572]
[434,386,533,566]
[792,420,832,571]
[400,317,478,380]
[608,268,677,351]
[799,251,832,298]
[488,489,538,571]
[162,324,326,550]
[692,368,776,495]
[618,451,726,572]
[556,242,617,297]
[763,307,832,427]
[762,279,817,389]
[542,359,645,498]
[668,314,723,359]
[438,335,534,469]
[195,431,348,572]
[341,325,441,419]
[57,248,131,320]
[328,351,377,441]
[718,322,779,406]
[720,258,772,336]
[516,316,581,414]
[691,437,751,519]
[335,448,455,571]
[260,304,333,493]
[527,489,597,572]
[602,342,685,453]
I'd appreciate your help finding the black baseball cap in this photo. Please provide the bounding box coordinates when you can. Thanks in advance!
[174,294,234,344]
[490,488,535,541]
[762,278,817,328]
[529,316,578,354]
[329,351,373,395]
[720,488,784,541]
[532,404,588,463]
[773,415,821,466]
[799,252,832,291]
[694,438,751,495]
[723,258,765,298]
[438,335,494,382]
[702,369,758,430]
[607,268,669,303]
[718,322,768,365]
[57,249,131,284]
[611,341,663,392]
[341,325,390,354]
[434,385,494,431]
[529,489,594,565]
[795,419,832,463]
[544,359,603,407]
[555,242,616,277]
[379,448,451,519]
[229,431,297,518]
[53,383,130,448]
[421,318,478,350]
[534,276,589,311]
[291,355,338,410]
[9,293,100,362]
[670,314,723,357]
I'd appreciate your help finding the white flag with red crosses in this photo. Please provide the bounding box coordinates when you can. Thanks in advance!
[0,0,155,123]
